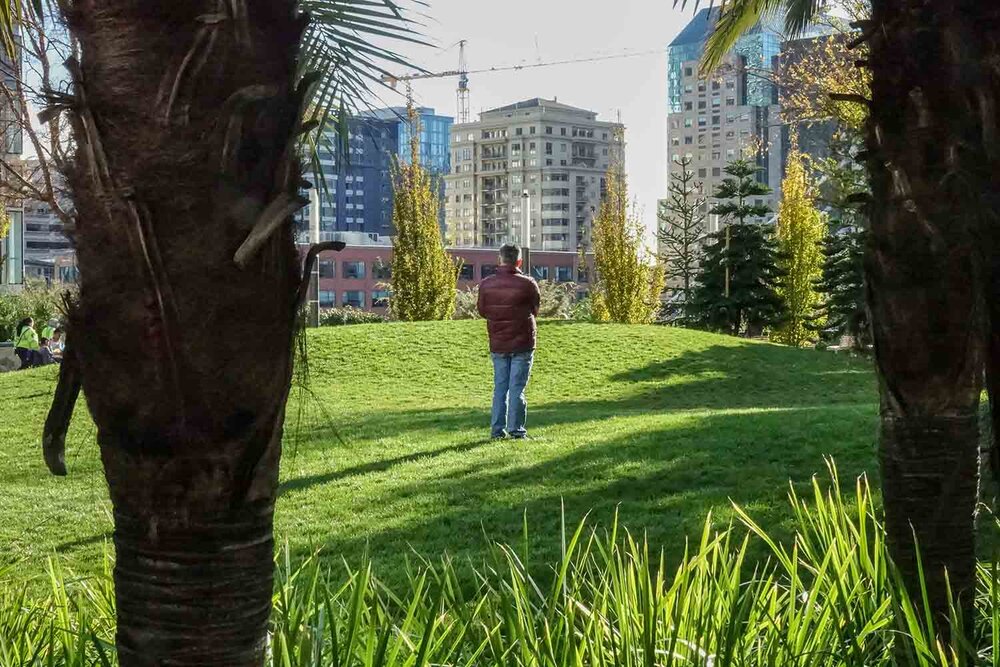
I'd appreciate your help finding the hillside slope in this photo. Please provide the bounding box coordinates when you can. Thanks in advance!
[0,321,878,581]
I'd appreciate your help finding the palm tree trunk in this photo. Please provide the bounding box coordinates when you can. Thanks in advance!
[64,1,307,662]
[866,0,988,629]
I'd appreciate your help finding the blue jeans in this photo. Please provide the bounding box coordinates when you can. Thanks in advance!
[491,351,534,438]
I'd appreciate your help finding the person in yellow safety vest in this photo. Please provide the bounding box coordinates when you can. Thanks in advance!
[40,320,56,341]
[14,317,40,369]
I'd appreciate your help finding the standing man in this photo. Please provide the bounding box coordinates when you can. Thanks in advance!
[478,243,541,440]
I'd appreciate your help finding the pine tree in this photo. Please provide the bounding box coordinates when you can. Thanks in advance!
[592,147,665,324]
[772,147,827,347]
[390,108,459,321]
[812,218,867,348]
[809,129,871,350]
[688,158,785,336]
[658,156,706,323]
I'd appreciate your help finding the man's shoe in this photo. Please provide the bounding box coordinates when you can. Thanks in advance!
[491,433,507,441]
[510,433,529,441]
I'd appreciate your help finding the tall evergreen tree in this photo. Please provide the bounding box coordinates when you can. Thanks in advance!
[658,156,706,323]
[809,130,871,350]
[773,147,826,347]
[688,159,785,336]
[390,108,459,321]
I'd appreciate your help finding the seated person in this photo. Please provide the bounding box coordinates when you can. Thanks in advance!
[36,338,59,366]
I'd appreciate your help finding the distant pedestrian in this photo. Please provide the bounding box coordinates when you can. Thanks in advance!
[477,243,541,440]
[40,320,56,341]
[14,318,40,369]
[36,338,59,366]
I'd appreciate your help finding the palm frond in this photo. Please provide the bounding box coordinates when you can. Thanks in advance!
[300,0,429,127]
[674,0,825,73]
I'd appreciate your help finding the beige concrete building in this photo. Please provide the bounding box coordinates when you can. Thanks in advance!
[445,98,623,252]
[661,7,784,252]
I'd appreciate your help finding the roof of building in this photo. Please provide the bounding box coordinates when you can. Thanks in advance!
[482,98,596,117]
[668,7,777,48]
[669,7,720,47]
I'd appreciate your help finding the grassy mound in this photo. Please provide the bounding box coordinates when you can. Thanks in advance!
[0,321,878,582]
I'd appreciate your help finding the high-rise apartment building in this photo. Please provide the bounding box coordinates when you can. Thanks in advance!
[297,106,452,242]
[444,98,622,252]
[663,8,784,237]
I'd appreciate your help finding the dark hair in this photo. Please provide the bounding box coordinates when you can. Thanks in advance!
[16,318,32,336]
[499,244,521,266]
[40,338,50,347]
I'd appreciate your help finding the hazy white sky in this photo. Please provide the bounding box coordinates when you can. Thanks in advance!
[370,0,696,236]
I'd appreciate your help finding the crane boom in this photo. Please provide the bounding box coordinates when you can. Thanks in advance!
[383,47,664,84]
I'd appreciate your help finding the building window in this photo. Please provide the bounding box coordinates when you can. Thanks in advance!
[545,142,553,155]
[318,260,335,278]
[372,290,390,308]
[684,136,693,145]
[712,97,721,107]
[698,168,707,177]
[698,82,706,92]
[556,266,573,283]
[343,291,364,308]
[531,266,549,281]
[481,264,497,279]
[516,127,523,135]
[577,266,589,283]
[726,97,736,106]
[712,167,721,176]
[459,263,474,280]
[545,126,553,134]
[684,119,693,127]
[343,261,365,279]
[560,127,567,136]
[372,261,391,280]
[319,290,335,308]
[530,126,536,134]
[684,102,693,111]
[712,80,721,90]
[712,115,721,125]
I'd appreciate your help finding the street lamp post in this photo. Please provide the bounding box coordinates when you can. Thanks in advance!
[521,189,531,276]
[309,186,321,327]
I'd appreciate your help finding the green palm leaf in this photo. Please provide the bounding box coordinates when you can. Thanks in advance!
[673,0,825,72]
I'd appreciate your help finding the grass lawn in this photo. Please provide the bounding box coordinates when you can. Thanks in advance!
[0,320,880,585]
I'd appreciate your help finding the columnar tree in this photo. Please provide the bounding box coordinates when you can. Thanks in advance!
[658,155,706,323]
[390,109,459,321]
[688,159,785,336]
[21,1,421,663]
[698,0,992,631]
[592,155,664,324]
[772,147,826,347]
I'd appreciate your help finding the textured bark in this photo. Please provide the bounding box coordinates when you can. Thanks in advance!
[866,0,992,630]
[62,1,307,662]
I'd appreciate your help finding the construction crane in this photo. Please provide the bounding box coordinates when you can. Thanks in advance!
[382,42,664,124]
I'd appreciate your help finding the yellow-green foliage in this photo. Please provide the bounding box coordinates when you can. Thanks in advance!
[773,148,826,347]
[390,125,458,321]
[592,160,665,324]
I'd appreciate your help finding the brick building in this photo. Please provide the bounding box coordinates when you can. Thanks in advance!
[310,242,594,313]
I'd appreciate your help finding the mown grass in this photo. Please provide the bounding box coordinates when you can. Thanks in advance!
[0,321,879,585]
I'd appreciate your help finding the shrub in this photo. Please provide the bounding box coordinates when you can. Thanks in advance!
[318,307,386,327]
[0,279,72,341]
[454,282,578,321]
[453,286,480,320]
[3,463,999,665]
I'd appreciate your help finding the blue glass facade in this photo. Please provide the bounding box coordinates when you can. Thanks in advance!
[299,107,453,239]
[667,8,781,112]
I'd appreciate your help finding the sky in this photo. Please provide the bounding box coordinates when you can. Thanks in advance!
[367,0,697,236]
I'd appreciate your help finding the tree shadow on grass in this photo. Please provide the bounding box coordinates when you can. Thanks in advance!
[278,400,879,587]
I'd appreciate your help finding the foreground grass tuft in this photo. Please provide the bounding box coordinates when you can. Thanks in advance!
[2,465,998,666]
